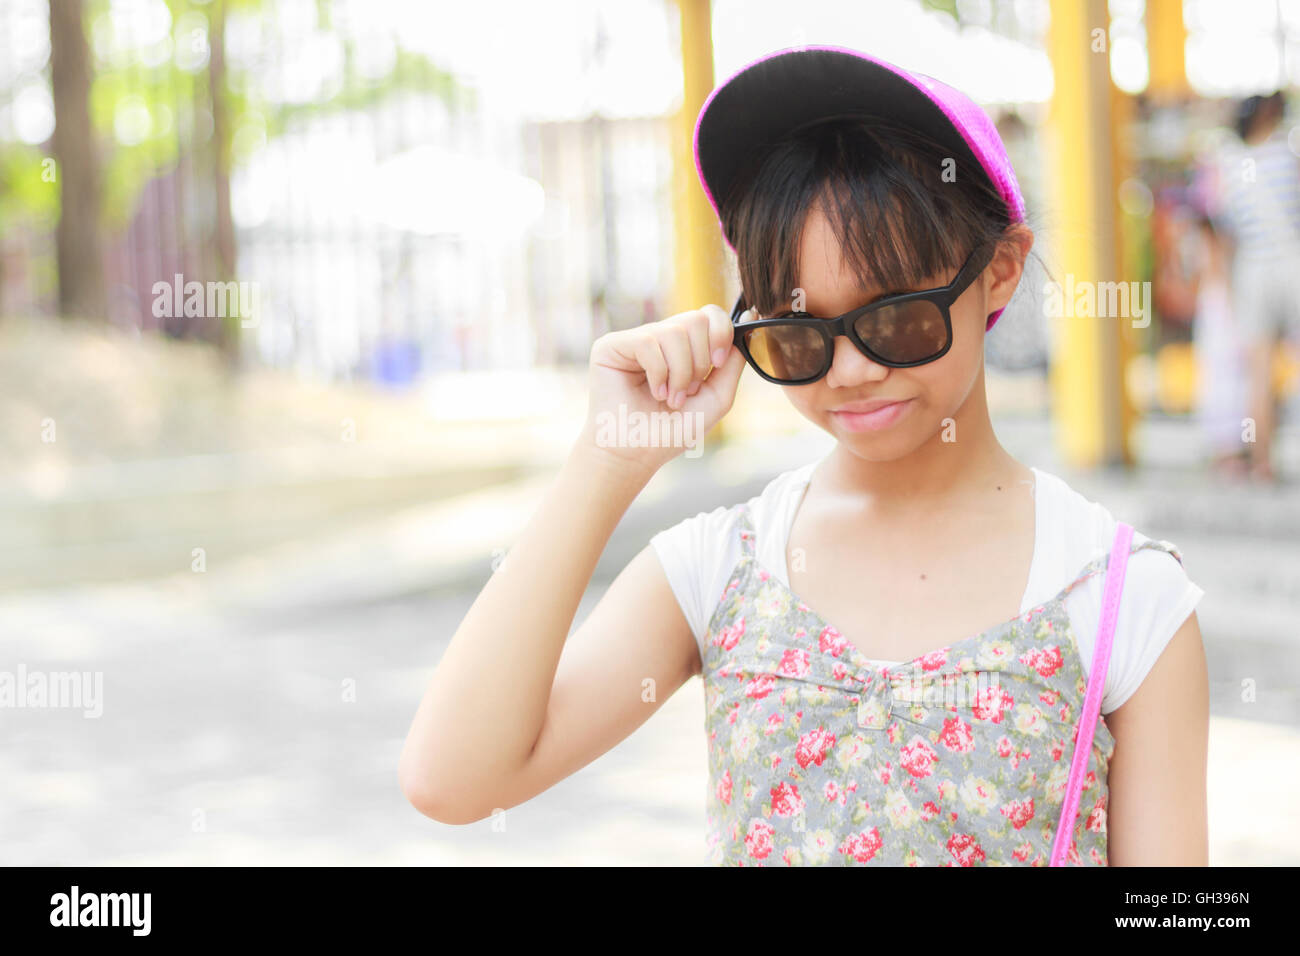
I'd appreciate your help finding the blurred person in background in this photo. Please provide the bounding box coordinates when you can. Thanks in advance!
[1189,210,1250,480]
[1217,91,1300,483]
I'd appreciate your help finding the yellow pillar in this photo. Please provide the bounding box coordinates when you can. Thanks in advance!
[1111,77,1140,466]
[1146,0,1189,102]
[669,0,726,318]
[1045,0,1130,468]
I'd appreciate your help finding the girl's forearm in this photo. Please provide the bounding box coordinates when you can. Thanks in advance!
[399,438,655,816]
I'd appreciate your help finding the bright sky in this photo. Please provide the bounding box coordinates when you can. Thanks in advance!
[4,0,1300,145]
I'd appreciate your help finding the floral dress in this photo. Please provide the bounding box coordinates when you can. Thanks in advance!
[701,504,1188,866]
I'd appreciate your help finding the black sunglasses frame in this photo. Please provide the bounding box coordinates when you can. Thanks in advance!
[730,239,998,385]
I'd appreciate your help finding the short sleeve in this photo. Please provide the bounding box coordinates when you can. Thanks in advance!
[1068,544,1205,715]
[649,504,744,659]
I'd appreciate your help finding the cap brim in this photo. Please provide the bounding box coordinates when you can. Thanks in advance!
[698,48,993,244]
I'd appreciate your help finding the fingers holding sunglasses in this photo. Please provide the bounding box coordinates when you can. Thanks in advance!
[705,302,740,369]
[698,326,747,405]
[639,307,716,407]
[657,323,702,408]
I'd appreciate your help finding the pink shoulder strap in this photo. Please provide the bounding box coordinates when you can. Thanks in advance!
[1050,520,1134,866]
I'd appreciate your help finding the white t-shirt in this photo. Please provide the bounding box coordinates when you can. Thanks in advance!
[1216,130,1300,261]
[650,456,1204,716]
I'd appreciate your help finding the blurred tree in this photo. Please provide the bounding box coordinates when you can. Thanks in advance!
[49,0,107,320]
[208,0,238,362]
[5,0,465,352]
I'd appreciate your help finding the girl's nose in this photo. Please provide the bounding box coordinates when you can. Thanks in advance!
[824,333,890,388]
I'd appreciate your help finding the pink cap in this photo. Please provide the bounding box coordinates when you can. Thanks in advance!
[694,45,1026,331]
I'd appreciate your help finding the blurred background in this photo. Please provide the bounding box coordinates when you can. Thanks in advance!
[2,0,1298,865]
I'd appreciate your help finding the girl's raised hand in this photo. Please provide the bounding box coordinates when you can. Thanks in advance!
[581,304,749,473]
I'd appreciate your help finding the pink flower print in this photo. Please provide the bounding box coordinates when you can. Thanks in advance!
[770,781,804,817]
[899,738,939,778]
[1012,842,1034,862]
[832,661,848,680]
[1086,803,1107,833]
[713,615,746,650]
[996,736,1014,758]
[920,801,940,821]
[796,602,811,613]
[824,781,840,803]
[716,769,733,806]
[1000,797,1036,830]
[795,726,837,769]
[876,762,893,786]
[793,626,807,642]
[1038,689,1060,706]
[939,715,975,753]
[726,706,739,726]
[777,648,811,678]
[819,625,850,658]
[918,650,948,672]
[764,713,785,736]
[1089,847,1106,865]
[782,846,800,866]
[1019,645,1064,678]
[838,827,883,863]
[745,673,776,699]
[971,684,1015,723]
[758,569,769,582]
[946,833,986,866]
[744,819,775,860]
[1050,738,1065,762]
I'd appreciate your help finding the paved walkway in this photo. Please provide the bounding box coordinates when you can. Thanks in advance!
[3,318,1298,864]
[2,422,1297,865]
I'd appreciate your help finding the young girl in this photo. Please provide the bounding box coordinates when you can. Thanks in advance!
[399,46,1210,866]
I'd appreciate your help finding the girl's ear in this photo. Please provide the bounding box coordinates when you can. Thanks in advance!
[983,225,1034,318]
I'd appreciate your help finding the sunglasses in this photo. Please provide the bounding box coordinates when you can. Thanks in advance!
[730,240,997,385]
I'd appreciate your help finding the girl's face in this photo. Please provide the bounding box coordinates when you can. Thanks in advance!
[775,202,1027,459]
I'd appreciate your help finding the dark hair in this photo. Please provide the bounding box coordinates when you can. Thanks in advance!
[719,113,1027,320]
[1236,90,1284,141]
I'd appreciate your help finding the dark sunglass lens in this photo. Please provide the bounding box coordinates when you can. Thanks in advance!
[743,325,827,381]
[853,299,947,363]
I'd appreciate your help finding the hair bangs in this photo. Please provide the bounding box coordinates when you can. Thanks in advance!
[722,115,1011,319]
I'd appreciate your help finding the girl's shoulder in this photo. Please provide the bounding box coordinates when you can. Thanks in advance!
[1033,466,1188,572]
[648,456,826,649]
[1032,466,1204,714]
[651,455,822,551]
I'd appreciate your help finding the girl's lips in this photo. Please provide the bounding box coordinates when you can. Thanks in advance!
[830,398,913,432]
